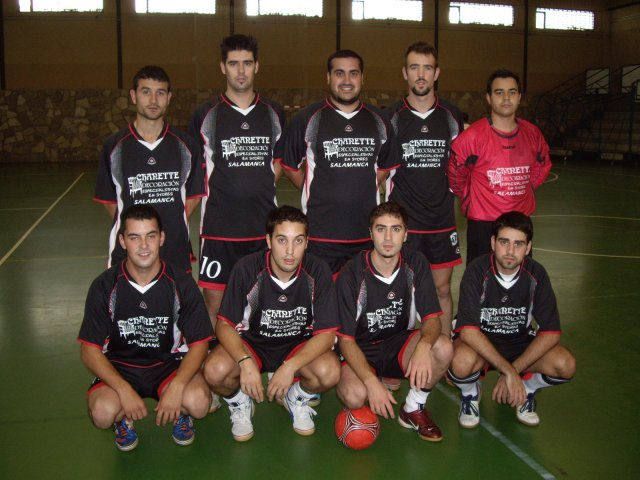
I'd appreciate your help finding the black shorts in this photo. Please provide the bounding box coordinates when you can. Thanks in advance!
[307,239,372,276]
[243,339,308,373]
[356,330,419,379]
[405,228,462,269]
[494,335,536,364]
[199,238,267,289]
[466,219,494,265]
[88,359,180,400]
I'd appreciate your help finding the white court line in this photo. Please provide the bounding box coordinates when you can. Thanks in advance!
[544,172,559,183]
[0,173,85,267]
[533,214,640,221]
[436,384,557,479]
[0,207,47,212]
[534,247,640,259]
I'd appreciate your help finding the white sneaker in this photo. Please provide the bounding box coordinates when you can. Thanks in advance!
[228,398,255,441]
[458,393,480,429]
[283,394,317,436]
[516,393,540,426]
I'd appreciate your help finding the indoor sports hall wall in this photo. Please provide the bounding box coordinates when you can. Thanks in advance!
[0,0,637,163]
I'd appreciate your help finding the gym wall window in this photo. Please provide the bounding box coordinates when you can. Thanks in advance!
[19,0,102,12]
[535,8,594,31]
[449,2,514,27]
[246,0,323,17]
[352,0,423,22]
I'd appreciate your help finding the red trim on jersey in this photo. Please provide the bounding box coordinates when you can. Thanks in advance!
[87,382,107,397]
[408,226,457,234]
[187,336,214,347]
[308,236,371,243]
[453,325,481,334]
[186,193,206,199]
[431,258,463,270]
[331,271,341,282]
[201,235,265,242]
[199,280,226,290]
[157,369,178,397]
[312,327,339,335]
[521,371,534,381]
[217,315,236,329]
[77,338,103,349]
[280,162,299,172]
[421,311,443,323]
[111,360,166,369]
[273,156,284,164]
[241,340,263,371]
[92,197,116,205]
[398,330,421,373]
[336,332,355,340]
[378,165,400,172]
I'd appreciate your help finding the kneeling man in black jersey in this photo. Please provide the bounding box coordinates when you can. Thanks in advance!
[203,206,340,441]
[78,205,213,451]
[449,211,576,428]
[336,202,453,442]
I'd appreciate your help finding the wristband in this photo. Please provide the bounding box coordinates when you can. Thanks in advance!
[237,355,252,365]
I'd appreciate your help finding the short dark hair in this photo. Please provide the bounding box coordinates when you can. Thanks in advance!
[327,49,364,73]
[266,205,308,237]
[492,211,533,242]
[221,34,258,62]
[369,201,408,229]
[132,65,171,92]
[404,41,438,67]
[118,205,163,237]
[486,69,521,94]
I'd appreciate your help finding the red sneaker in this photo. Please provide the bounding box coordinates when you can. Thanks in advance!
[398,403,443,442]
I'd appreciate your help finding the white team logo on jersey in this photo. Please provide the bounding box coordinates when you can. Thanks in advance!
[421,125,429,133]
[241,122,250,130]
[450,232,458,246]
[401,143,416,160]
[323,141,340,160]
[147,157,156,165]
[278,294,287,303]
[221,140,238,159]
[344,124,353,132]
[387,291,396,300]
[139,301,148,309]
[501,295,508,303]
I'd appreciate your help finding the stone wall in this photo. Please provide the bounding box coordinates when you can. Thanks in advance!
[0,88,493,163]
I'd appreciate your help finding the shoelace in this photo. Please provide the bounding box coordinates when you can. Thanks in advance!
[519,395,536,414]
[291,400,317,420]
[461,395,479,415]
[230,404,252,424]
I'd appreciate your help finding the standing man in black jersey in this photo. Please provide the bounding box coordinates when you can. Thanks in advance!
[282,50,397,278]
[203,206,340,442]
[449,211,575,429]
[384,42,463,337]
[336,202,452,442]
[95,66,204,273]
[189,34,286,326]
[78,205,213,451]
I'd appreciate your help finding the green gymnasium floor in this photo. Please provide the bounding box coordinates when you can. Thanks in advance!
[0,160,638,479]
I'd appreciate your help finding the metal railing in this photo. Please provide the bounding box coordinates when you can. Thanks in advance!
[532,65,639,159]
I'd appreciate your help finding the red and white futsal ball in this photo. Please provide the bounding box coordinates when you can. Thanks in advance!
[335,406,380,450]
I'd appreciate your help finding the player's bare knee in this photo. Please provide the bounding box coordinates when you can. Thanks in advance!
[431,335,453,367]
[450,347,480,377]
[182,388,210,419]
[555,349,576,378]
[337,383,367,409]
[204,354,234,387]
[89,399,120,429]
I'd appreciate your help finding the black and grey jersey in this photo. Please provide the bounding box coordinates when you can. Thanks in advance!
[385,97,463,231]
[217,251,339,350]
[189,93,285,240]
[336,250,442,346]
[455,254,561,347]
[78,261,213,367]
[283,99,398,242]
[94,123,204,272]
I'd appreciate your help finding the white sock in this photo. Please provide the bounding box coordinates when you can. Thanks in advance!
[287,381,315,401]
[523,373,560,395]
[404,388,430,412]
